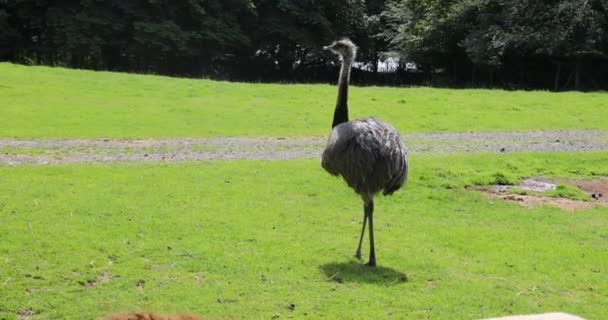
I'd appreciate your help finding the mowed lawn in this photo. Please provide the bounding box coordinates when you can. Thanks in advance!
[1,63,608,138]
[1,153,607,319]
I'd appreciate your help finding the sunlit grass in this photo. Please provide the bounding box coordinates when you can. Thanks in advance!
[1,63,607,138]
[546,184,592,201]
[1,152,607,319]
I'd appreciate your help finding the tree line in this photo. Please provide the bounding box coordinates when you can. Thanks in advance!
[1,0,607,90]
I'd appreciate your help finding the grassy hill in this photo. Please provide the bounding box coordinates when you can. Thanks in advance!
[1,63,607,138]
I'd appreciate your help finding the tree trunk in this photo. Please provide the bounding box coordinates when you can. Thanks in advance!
[562,70,574,90]
[372,52,379,74]
[575,57,583,91]
[554,62,562,92]
[471,65,476,84]
[519,61,525,87]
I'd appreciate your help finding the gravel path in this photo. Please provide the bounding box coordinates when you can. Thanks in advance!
[1,130,607,165]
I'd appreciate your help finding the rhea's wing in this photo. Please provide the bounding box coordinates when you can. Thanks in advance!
[382,129,408,195]
[353,118,408,196]
[321,123,356,177]
[322,122,378,194]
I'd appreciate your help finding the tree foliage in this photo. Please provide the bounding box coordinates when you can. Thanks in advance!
[1,0,607,89]
[384,0,608,88]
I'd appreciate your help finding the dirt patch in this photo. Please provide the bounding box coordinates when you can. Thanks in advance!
[80,271,113,288]
[482,192,598,211]
[16,310,36,319]
[560,177,608,202]
[479,177,608,211]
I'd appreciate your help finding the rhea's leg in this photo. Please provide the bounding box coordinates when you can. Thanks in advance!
[355,208,368,259]
[366,200,376,267]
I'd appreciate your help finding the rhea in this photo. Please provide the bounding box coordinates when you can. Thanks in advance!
[321,39,408,267]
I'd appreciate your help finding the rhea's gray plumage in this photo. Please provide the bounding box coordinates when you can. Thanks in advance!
[321,38,408,267]
[322,117,408,197]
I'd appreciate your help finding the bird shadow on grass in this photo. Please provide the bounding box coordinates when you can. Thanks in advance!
[319,261,408,285]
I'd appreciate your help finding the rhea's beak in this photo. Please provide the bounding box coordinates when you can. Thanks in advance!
[323,45,331,51]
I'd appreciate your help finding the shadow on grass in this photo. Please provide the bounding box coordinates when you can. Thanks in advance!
[319,261,408,285]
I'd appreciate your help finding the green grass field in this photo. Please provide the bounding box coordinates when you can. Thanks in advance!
[1,64,607,319]
[1,63,608,138]
[1,153,607,319]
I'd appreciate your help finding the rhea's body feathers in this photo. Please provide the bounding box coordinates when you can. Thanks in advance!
[322,117,408,198]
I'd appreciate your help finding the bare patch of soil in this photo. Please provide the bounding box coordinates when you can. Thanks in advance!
[482,192,598,211]
[80,271,113,288]
[559,177,608,203]
[16,309,36,319]
[479,177,608,211]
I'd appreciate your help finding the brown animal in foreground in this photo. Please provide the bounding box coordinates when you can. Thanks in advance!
[101,312,207,320]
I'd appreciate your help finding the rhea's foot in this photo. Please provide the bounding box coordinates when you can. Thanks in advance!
[355,250,362,260]
[366,259,376,267]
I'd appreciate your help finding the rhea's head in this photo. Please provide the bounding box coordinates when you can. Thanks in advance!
[323,38,357,62]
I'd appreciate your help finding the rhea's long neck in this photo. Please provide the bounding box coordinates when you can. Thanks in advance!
[332,56,353,128]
